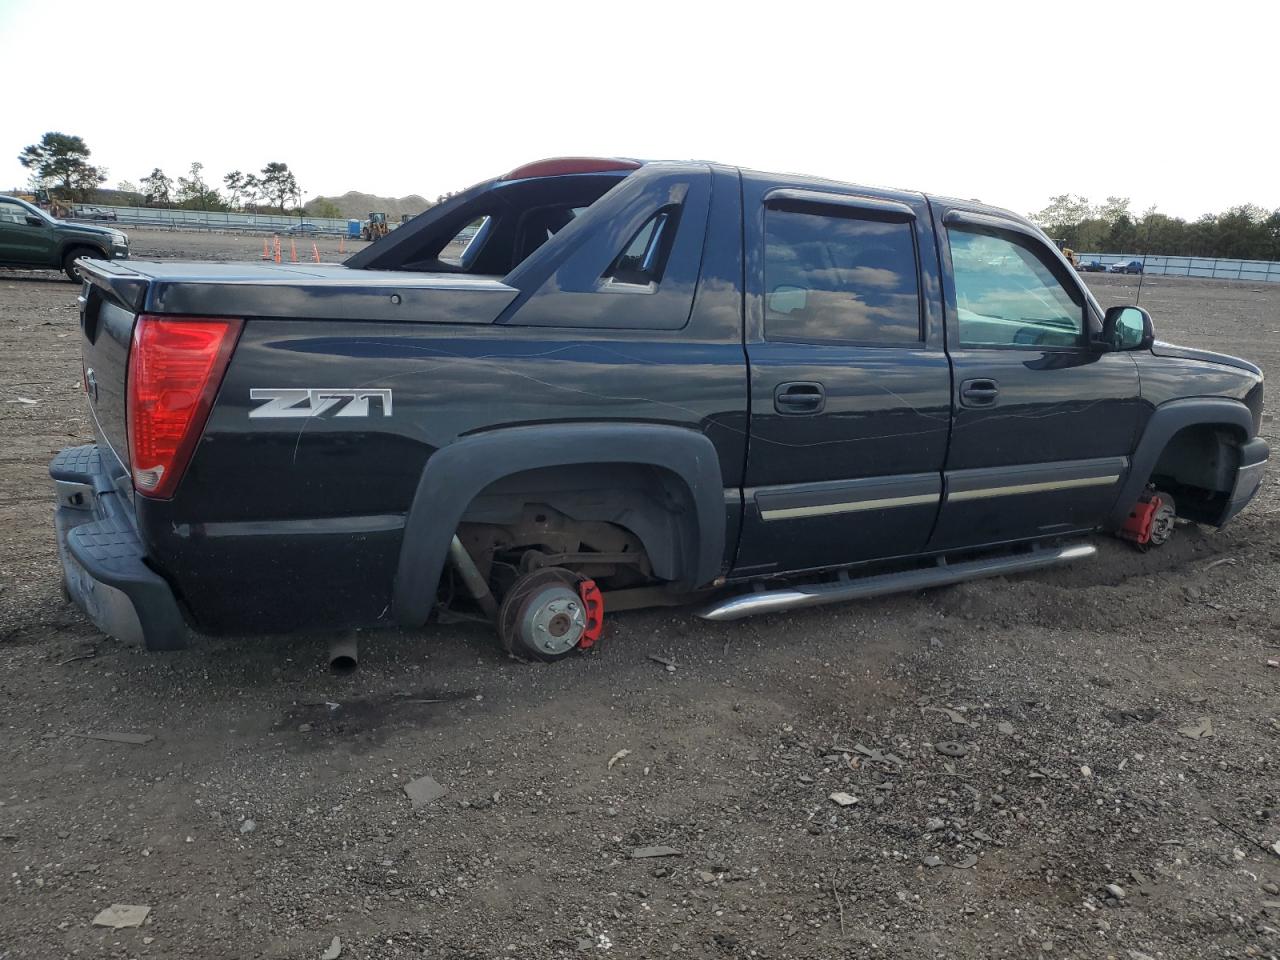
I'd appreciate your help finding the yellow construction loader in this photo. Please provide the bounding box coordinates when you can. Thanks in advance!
[361,212,389,241]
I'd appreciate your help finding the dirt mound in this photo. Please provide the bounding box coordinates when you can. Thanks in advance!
[305,190,433,220]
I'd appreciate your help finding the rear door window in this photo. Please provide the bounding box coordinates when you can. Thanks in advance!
[764,206,921,344]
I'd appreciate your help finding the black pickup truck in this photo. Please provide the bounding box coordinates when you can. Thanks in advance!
[52,157,1269,660]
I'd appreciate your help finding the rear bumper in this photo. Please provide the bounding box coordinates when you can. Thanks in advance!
[49,444,187,650]
[1219,436,1269,525]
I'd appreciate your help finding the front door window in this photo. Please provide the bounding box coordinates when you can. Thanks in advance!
[948,229,1084,348]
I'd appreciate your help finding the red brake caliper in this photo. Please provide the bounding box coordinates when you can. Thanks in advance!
[576,578,605,649]
[1119,493,1164,546]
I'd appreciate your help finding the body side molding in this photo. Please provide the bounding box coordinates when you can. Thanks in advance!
[751,473,940,521]
[946,457,1128,502]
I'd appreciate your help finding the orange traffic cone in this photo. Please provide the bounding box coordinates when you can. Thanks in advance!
[261,238,270,259]
[289,238,298,263]
[273,236,281,263]
[312,242,320,263]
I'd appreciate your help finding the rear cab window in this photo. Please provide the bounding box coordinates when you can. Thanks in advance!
[348,160,640,278]
[763,200,922,345]
[347,160,714,331]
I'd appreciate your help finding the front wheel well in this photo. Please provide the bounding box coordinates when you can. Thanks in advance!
[1146,423,1245,523]
[60,244,107,280]
[62,243,107,261]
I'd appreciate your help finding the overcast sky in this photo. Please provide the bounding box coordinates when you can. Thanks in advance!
[3,0,1274,220]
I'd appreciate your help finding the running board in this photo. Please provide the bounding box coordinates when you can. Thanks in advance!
[697,542,1097,622]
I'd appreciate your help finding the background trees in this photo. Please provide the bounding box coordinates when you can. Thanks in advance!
[257,162,299,212]
[141,168,173,206]
[1031,195,1280,260]
[17,132,107,201]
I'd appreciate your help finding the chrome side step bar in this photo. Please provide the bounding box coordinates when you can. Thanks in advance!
[697,542,1097,622]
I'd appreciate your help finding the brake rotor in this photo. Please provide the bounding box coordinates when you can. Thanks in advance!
[497,567,589,661]
[1147,493,1177,547]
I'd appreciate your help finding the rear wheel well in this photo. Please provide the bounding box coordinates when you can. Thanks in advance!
[1147,423,1244,523]
[455,462,698,594]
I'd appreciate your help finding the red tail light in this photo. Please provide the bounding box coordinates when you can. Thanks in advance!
[127,314,242,499]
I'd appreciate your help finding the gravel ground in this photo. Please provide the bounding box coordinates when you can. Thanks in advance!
[1,238,1278,960]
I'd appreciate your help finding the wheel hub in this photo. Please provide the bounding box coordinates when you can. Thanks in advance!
[521,586,587,656]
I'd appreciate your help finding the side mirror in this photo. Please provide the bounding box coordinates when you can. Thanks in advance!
[24,215,45,227]
[1099,304,1154,351]
[767,284,807,315]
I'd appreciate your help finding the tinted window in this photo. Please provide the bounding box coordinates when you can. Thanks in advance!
[948,228,1083,347]
[604,209,675,286]
[764,206,921,344]
[0,200,28,224]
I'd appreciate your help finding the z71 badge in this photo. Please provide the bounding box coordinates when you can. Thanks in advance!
[249,388,393,419]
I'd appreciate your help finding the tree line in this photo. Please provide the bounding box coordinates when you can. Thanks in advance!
[1031,194,1280,261]
[18,131,307,215]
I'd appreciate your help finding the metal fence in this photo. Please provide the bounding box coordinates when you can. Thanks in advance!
[1078,252,1280,283]
[63,205,353,236]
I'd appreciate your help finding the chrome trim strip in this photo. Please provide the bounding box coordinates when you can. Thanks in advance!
[760,492,939,521]
[947,474,1120,502]
[699,543,1097,621]
[186,515,406,538]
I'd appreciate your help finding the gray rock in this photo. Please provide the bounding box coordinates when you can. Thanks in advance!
[91,904,150,929]
[925,817,945,832]
[631,845,681,859]
[1106,883,1126,900]
[73,731,154,745]
[239,819,257,835]
[403,775,447,808]
[922,854,943,868]
[321,935,342,960]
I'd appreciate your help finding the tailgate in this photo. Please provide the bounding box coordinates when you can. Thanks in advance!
[74,255,523,470]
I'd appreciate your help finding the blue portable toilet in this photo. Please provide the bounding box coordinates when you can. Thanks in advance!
[347,219,361,239]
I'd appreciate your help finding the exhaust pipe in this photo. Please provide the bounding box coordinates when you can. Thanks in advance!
[449,535,499,621]
[698,542,1097,622]
[329,633,359,673]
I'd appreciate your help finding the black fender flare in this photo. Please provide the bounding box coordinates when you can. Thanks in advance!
[392,423,726,626]
[1106,397,1254,528]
